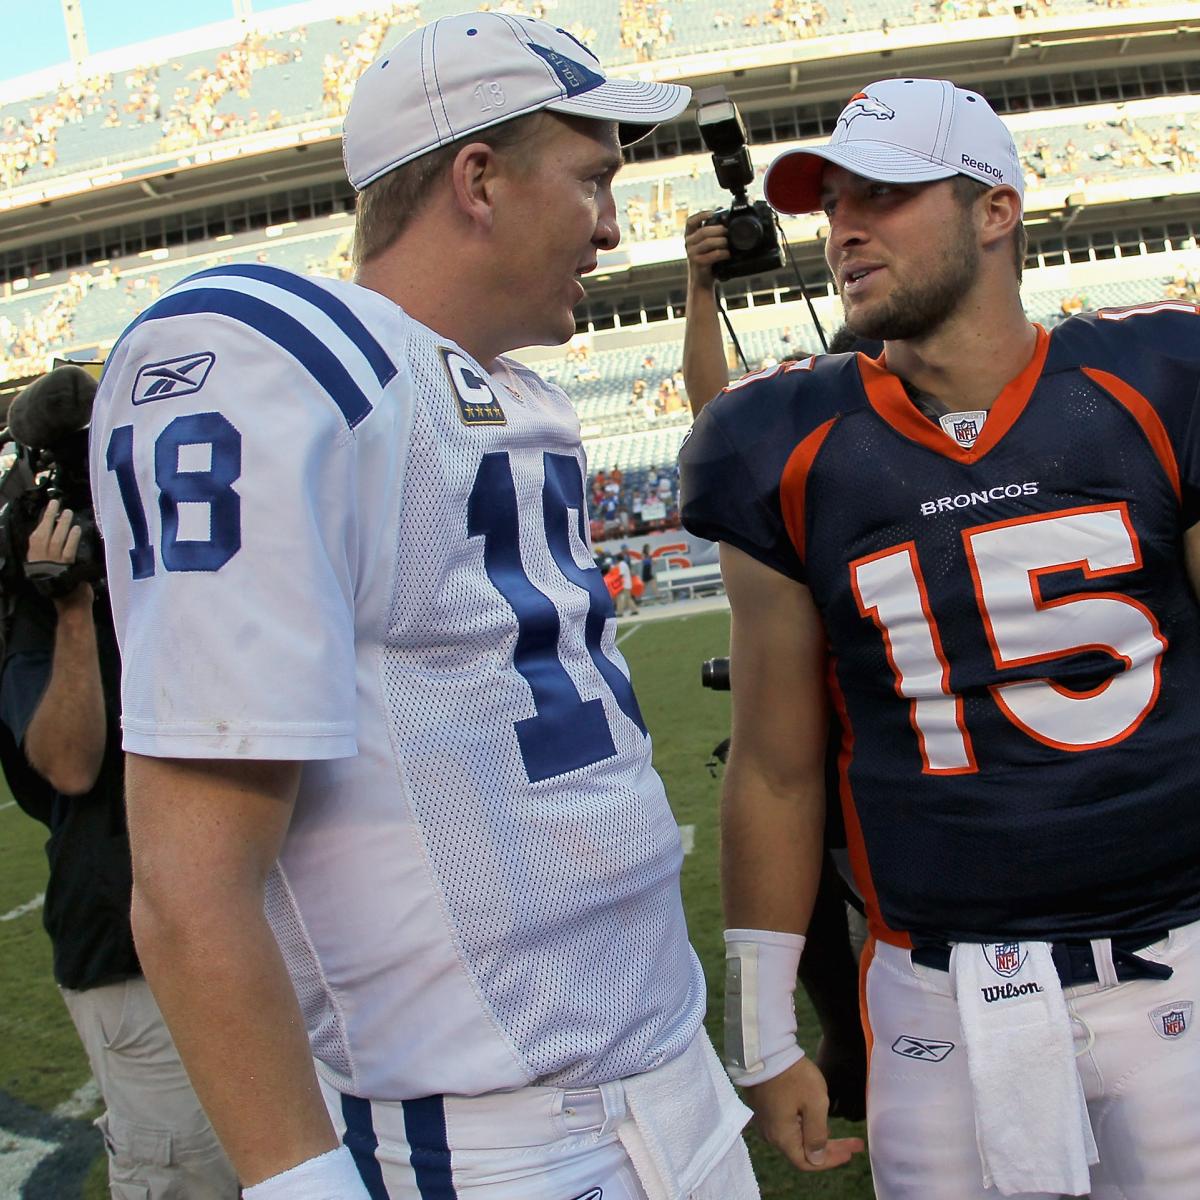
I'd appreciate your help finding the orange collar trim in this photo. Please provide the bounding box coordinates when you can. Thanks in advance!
[856,325,1050,464]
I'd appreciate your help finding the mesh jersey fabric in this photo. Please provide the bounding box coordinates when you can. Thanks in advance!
[91,264,704,1099]
[680,304,1200,946]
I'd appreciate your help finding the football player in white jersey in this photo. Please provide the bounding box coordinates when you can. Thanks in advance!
[90,13,764,1200]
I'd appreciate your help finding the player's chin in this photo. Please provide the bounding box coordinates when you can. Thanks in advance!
[536,307,580,347]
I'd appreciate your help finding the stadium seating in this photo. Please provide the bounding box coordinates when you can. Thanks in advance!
[0,0,1189,187]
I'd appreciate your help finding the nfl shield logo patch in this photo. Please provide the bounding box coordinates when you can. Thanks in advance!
[952,418,978,445]
[1150,1001,1192,1040]
[938,407,987,449]
[984,942,1026,978]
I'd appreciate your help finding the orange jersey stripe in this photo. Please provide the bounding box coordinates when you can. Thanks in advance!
[779,417,837,562]
[1082,366,1182,504]
[827,659,912,950]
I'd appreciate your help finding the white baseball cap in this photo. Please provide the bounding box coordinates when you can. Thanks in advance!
[343,12,692,190]
[763,78,1023,215]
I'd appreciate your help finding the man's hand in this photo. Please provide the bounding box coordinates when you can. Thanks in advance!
[815,1032,868,1122]
[684,210,730,290]
[745,1057,865,1172]
[26,499,90,609]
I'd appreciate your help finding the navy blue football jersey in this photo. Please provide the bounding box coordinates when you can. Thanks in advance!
[680,303,1200,946]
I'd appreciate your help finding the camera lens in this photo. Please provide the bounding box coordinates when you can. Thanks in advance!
[727,212,763,252]
[701,657,731,690]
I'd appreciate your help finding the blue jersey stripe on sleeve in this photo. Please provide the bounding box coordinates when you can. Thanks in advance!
[401,1096,457,1199]
[114,288,374,429]
[340,1093,393,1199]
[183,264,398,388]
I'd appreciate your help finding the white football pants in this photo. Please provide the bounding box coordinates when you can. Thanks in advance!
[862,919,1200,1198]
[317,1031,759,1200]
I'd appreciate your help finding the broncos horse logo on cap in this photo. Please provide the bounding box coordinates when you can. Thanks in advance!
[837,91,896,129]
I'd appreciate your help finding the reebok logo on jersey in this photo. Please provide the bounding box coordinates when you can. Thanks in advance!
[567,1190,603,1200]
[440,347,507,426]
[1150,1001,1192,1040]
[891,1035,955,1062]
[132,352,216,404]
[920,481,1038,516]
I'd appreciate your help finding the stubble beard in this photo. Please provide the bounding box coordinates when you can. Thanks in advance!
[843,217,979,342]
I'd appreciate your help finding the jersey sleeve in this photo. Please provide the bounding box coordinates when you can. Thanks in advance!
[679,370,829,583]
[91,291,397,761]
[1065,305,1200,527]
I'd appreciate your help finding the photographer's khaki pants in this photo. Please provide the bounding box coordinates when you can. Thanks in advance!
[61,976,237,1198]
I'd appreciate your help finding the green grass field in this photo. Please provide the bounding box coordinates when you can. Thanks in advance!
[0,604,875,1198]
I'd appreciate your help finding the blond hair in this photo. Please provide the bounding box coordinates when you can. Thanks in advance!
[353,112,549,267]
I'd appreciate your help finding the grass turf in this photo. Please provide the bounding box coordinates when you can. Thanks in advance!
[0,604,875,1197]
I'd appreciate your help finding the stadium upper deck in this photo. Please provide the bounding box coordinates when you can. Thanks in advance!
[0,0,1194,197]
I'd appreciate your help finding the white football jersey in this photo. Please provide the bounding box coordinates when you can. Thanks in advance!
[90,264,705,1099]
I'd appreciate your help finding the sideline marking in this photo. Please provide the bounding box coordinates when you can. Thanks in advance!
[679,824,695,855]
[1,893,44,922]
[0,801,15,812]
[53,1078,100,1121]
[616,622,643,647]
[0,1130,58,1195]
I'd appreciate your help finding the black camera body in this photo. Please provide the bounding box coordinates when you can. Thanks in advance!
[0,433,105,606]
[696,89,784,281]
[702,199,785,281]
[0,365,105,610]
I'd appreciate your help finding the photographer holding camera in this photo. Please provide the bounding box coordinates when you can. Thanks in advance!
[0,366,236,1198]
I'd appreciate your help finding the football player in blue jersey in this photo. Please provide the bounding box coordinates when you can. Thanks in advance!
[681,77,1200,1199]
[91,14,763,1200]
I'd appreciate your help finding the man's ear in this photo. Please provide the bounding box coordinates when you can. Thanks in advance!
[451,142,499,230]
[979,184,1022,250]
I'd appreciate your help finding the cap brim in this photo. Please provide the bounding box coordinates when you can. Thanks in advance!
[764,144,958,214]
[549,78,691,144]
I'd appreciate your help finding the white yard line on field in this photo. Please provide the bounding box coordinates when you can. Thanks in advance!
[615,622,643,647]
[1,893,44,922]
[53,1077,101,1121]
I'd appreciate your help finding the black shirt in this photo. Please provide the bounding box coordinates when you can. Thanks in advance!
[0,587,139,990]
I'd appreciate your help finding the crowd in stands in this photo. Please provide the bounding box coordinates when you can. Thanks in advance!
[1019,111,1200,189]
[620,0,676,62]
[321,5,419,116]
[1166,267,1200,303]
[588,463,680,539]
[1,0,1183,190]
[0,72,111,186]
[159,30,298,151]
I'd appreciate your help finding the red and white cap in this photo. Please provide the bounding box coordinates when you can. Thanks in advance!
[763,78,1023,215]
[343,12,692,190]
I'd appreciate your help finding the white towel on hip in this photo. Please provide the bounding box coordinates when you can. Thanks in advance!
[611,1029,758,1200]
[951,940,1098,1197]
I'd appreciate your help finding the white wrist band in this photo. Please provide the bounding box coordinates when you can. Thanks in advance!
[723,928,807,1087]
[243,1146,372,1200]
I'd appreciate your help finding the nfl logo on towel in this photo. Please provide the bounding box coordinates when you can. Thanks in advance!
[1150,1001,1193,1040]
[985,942,1026,978]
